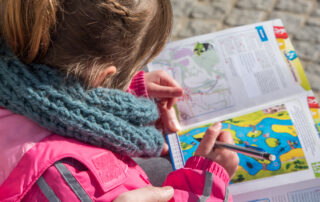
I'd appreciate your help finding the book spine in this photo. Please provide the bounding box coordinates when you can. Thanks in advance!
[166,133,185,170]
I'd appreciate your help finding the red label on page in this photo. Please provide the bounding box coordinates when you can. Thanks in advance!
[308,96,320,108]
[274,26,288,39]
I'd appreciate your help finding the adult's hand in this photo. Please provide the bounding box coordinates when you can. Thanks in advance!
[113,185,174,202]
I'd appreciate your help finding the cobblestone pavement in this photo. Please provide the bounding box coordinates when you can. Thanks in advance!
[171,0,320,99]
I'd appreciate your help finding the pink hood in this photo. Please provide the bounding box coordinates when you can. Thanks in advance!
[0,107,51,185]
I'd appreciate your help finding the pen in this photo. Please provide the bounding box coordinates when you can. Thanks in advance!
[215,141,276,161]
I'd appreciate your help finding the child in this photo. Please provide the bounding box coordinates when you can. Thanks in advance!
[0,0,239,201]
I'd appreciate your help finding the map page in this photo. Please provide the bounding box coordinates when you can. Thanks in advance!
[148,41,234,124]
[148,20,304,127]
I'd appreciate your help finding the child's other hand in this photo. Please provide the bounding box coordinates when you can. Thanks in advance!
[145,70,184,108]
[195,122,239,178]
[161,142,169,156]
[156,100,181,133]
[145,71,184,132]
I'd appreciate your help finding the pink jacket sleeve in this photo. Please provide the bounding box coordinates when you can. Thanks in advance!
[163,156,233,202]
[127,71,149,98]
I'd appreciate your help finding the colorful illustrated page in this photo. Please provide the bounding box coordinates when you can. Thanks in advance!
[178,104,308,184]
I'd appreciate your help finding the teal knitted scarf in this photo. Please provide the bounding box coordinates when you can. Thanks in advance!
[0,41,164,157]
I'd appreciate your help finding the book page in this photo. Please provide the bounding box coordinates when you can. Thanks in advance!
[148,19,305,127]
[160,19,320,198]
[228,95,320,195]
[233,178,320,202]
[172,94,320,195]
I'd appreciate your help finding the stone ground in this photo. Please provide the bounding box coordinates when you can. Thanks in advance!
[171,0,320,100]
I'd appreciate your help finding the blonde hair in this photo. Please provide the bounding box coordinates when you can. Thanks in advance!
[1,0,58,62]
[0,0,173,89]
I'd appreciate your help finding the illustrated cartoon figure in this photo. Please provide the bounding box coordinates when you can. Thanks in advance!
[249,124,257,132]
[287,140,298,149]
[276,146,286,155]
[194,42,214,56]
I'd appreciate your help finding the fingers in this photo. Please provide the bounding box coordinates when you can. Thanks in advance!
[148,83,184,99]
[145,70,184,103]
[195,122,222,156]
[228,155,240,178]
[218,131,235,145]
[158,101,181,133]
[192,123,240,178]
[160,105,181,132]
[113,186,174,202]
[144,186,174,202]
[157,70,182,89]
[167,97,178,109]
[216,131,239,178]
[161,143,169,156]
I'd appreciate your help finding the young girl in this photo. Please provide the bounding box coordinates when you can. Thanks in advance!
[0,0,239,201]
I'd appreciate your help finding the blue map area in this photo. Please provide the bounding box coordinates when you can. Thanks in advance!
[180,118,302,176]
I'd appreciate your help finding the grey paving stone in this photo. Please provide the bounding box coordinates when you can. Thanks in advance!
[275,0,314,14]
[297,61,320,98]
[307,17,320,26]
[171,18,186,40]
[306,72,320,91]
[294,25,320,42]
[187,2,228,20]
[305,61,320,77]
[293,40,320,61]
[236,0,276,11]
[269,11,306,34]
[225,8,266,26]
[171,0,193,18]
[176,19,220,39]
[208,0,235,8]
[312,7,320,17]
[315,91,320,101]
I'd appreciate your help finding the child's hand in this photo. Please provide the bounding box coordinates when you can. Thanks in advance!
[145,71,184,132]
[161,142,169,156]
[195,122,239,178]
[145,70,183,108]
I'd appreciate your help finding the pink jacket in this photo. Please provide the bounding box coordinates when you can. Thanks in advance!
[0,72,233,202]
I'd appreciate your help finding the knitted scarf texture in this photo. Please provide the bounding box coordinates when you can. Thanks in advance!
[0,41,164,157]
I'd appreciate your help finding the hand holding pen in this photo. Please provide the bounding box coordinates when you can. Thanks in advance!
[195,122,240,178]
[195,122,276,178]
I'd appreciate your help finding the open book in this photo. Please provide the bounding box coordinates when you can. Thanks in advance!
[148,19,320,202]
